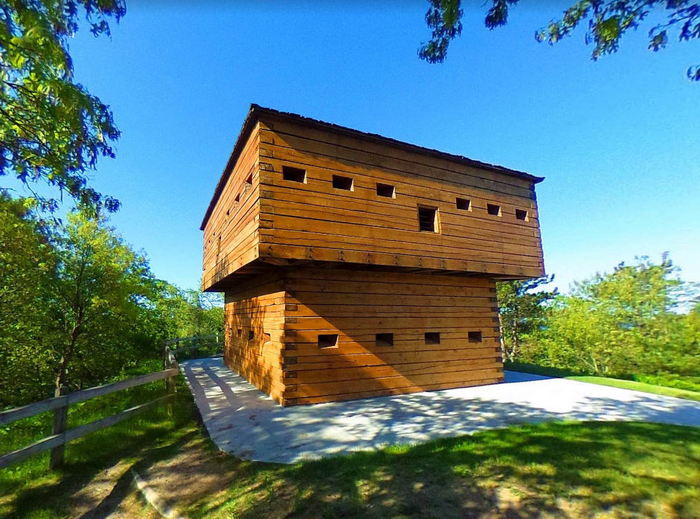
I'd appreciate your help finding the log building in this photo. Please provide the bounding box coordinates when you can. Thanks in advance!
[200,104,545,405]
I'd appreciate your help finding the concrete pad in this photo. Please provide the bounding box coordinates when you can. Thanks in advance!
[180,357,700,464]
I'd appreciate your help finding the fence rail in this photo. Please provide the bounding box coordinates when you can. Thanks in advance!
[164,333,220,347]
[0,369,178,427]
[0,334,218,470]
[164,333,222,363]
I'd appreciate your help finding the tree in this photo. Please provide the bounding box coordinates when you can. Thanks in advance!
[0,193,224,407]
[419,0,700,81]
[527,254,698,376]
[497,275,557,362]
[0,192,56,405]
[150,281,223,340]
[0,0,126,213]
[49,211,155,395]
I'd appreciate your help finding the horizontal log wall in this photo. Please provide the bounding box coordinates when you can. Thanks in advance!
[224,275,286,403]
[257,118,544,279]
[202,124,261,291]
[282,268,503,405]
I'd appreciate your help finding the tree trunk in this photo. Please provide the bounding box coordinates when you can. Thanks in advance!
[497,311,506,359]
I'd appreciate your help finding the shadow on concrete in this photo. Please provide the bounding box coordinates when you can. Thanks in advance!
[180,357,700,464]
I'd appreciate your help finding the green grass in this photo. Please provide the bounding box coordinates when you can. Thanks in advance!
[0,370,197,518]
[506,361,700,402]
[2,367,699,518]
[635,373,700,393]
[186,420,700,519]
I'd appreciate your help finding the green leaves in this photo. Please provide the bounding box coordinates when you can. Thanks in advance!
[497,275,558,362]
[0,194,223,406]
[519,255,699,378]
[0,0,126,213]
[419,0,700,81]
[418,0,464,63]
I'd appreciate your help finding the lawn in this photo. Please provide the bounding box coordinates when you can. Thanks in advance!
[506,361,700,402]
[1,380,698,519]
[0,362,192,519]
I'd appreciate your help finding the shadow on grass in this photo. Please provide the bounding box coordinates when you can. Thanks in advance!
[188,421,700,519]
[74,429,199,519]
[0,377,200,519]
[4,368,700,519]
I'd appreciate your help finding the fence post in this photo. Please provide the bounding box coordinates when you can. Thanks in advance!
[49,386,67,469]
[163,343,175,395]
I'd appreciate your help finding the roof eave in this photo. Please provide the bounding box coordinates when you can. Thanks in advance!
[199,106,259,230]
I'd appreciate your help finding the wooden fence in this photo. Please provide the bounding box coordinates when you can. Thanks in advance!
[164,333,221,361]
[0,335,222,470]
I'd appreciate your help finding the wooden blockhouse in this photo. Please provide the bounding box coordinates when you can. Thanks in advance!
[200,105,545,405]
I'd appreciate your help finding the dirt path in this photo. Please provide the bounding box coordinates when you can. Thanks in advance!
[64,459,158,519]
[60,434,242,518]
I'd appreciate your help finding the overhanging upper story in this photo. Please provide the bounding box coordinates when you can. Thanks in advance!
[201,105,545,291]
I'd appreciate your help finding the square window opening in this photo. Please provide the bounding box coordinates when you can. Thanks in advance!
[487,204,501,216]
[332,175,354,191]
[456,198,471,211]
[425,332,441,345]
[418,206,439,232]
[516,209,529,221]
[376,183,396,198]
[468,331,483,343]
[282,165,306,183]
[376,333,394,347]
[237,329,242,338]
[317,334,339,349]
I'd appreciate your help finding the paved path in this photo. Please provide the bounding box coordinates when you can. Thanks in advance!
[180,357,700,464]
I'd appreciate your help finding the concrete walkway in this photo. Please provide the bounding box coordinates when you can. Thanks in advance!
[180,357,700,464]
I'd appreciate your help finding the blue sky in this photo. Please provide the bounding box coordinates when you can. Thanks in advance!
[16,1,700,291]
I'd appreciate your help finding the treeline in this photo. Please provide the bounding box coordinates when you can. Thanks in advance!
[0,194,223,407]
[498,255,699,391]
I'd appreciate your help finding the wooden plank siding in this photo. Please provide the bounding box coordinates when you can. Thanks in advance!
[202,124,261,291]
[256,117,544,279]
[281,268,503,405]
[223,274,287,403]
[221,268,503,406]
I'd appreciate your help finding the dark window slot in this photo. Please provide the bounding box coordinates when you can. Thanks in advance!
[282,165,306,183]
[468,331,483,343]
[376,183,395,198]
[456,198,471,210]
[317,334,339,349]
[248,330,255,341]
[246,173,253,185]
[425,332,441,345]
[487,204,501,216]
[376,333,394,347]
[332,175,353,190]
[516,209,528,221]
[418,206,438,232]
